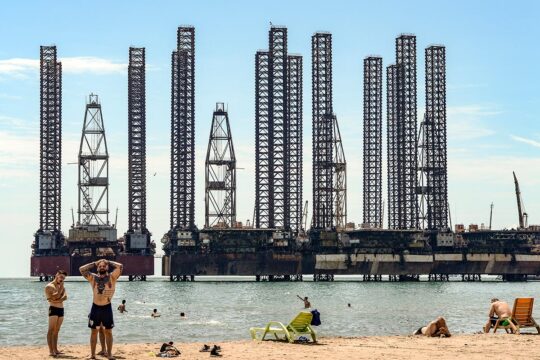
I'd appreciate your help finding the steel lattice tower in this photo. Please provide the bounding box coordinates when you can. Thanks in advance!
[363,57,383,228]
[288,55,303,232]
[255,26,302,232]
[170,26,196,231]
[417,113,428,229]
[126,47,152,251]
[424,45,448,229]
[332,115,347,229]
[396,34,418,229]
[255,51,270,228]
[35,46,63,252]
[387,65,399,229]
[269,27,288,229]
[312,33,334,229]
[127,48,146,231]
[78,94,110,226]
[205,103,236,228]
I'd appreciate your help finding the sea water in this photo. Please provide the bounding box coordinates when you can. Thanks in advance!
[1,277,539,345]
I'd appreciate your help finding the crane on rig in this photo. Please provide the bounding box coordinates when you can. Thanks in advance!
[513,171,528,229]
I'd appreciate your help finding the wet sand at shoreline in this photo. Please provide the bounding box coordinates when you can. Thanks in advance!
[1,334,539,359]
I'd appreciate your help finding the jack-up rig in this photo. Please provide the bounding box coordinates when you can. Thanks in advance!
[33,26,540,282]
[161,27,540,282]
[31,47,154,281]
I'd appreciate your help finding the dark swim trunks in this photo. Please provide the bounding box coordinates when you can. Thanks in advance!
[88,303,114,329]
[414,327,423,335]
[49,306,64,317]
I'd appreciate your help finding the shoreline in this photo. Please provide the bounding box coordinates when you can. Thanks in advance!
[1,335,539,359]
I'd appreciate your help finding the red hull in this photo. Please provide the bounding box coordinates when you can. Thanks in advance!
[31,256,71,276]
[31,254,154,277]
[116,254,154,276]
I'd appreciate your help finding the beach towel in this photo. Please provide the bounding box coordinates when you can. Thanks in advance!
[311,309,321,326]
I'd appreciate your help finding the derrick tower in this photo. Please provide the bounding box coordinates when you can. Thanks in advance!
[205,103,236,228]
[332,115,347,230]
[76,94,112,227]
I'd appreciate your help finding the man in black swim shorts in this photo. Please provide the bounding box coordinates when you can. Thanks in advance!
[45,269,68,357]
[80,259,123,360]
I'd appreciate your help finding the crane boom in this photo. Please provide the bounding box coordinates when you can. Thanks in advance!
[513,171,524,229]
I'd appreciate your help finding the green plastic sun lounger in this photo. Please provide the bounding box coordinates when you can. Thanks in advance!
[250,311,317,343]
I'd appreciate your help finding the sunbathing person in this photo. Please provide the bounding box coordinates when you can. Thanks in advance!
[484,298,519,334]
[413,317,451,337]
[159,341,180,356]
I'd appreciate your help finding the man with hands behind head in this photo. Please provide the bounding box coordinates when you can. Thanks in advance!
[79,259,123,360]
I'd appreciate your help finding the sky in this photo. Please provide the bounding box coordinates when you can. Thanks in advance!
[1,0,539,277]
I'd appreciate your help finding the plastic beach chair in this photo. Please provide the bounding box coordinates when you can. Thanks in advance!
[494,298,540,334]
[249,312,317,343]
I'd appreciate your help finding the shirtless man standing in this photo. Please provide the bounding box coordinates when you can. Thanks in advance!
[484,298,519,334]
[45,270,68,357]
[80,259,123,360]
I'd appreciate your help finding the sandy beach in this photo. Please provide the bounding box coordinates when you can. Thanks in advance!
[1,335,539,360]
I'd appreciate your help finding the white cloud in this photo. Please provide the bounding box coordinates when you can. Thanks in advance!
[447,105,502,118]
[510,135,540,148]
[0,56,127,78]
[60,57,126,74]
[447,104,500,140]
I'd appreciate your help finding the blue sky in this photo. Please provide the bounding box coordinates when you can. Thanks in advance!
[1,0,539,277]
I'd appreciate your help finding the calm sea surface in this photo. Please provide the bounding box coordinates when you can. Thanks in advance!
[1,277,539,345]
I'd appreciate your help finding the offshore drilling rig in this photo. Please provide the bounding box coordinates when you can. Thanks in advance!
[31,47,154,280]
[32,25,540,281]
[161,26,540,282]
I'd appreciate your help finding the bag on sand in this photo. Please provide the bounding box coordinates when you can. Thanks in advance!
[311,309,321,326]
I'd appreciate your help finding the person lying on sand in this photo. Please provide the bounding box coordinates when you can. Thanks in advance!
[413,317,451,337]
[484,298,519,334]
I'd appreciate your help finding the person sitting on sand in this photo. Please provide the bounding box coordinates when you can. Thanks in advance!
[152,309,161,318]
[117,300,127,313]
[484,298,519,334]
[413,317,451,337]
[296,295,311,308]
[159,341,180,356]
